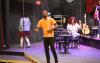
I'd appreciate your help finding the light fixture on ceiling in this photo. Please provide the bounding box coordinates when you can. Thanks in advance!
[35,0,42,6]
[65,0,74,5]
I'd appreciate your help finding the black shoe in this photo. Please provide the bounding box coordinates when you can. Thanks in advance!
[55,61,58,63]
[26,46,31,48]
[66,51,70,54]
[19,46,23,48]
[55,62,58,63]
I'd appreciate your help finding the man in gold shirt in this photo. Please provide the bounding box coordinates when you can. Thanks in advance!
[34,10,58,63]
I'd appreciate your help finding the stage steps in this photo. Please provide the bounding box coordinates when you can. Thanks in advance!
[0,50,40,63]
[0,59,31,63]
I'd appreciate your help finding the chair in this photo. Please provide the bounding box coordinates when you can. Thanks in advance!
[55,29,70,54]
[68,36,80,48]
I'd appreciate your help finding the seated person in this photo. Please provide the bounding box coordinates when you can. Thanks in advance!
[67,17,82,48]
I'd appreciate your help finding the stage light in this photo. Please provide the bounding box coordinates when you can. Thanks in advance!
[65,0,74,5]
[66,0,73,3]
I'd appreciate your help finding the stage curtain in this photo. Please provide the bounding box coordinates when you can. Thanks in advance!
[86,0,99,13]
[0,17,4,49]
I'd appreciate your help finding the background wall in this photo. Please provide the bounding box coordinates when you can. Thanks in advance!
[0,0,4,49]
[86,0,98,13]
[0,0,98,47]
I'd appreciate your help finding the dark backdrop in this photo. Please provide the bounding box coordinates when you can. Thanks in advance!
[0,0,4,49]
[0,0,88,47]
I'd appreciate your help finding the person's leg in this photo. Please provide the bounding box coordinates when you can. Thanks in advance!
[25,36,31,47]
[97,22,100,38]
[49,37,58,63]
[68,36,73,48]
[43,38,50,63]
[20,37,24,47]
[74,40,78,48]
[73,37,79,48]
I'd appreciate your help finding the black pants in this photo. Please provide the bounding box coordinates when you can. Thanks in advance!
[43,37,58,63]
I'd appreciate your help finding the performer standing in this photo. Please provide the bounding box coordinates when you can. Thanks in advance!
[94,0,100,38]
[19,14,31,48]
[34,10,58,63]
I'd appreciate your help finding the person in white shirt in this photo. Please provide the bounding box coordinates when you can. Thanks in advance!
[19,15,31,48]
[67,17,82,48]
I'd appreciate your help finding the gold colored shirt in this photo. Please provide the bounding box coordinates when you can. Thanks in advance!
[37,17,56,37]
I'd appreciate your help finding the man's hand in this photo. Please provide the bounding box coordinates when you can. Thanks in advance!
[34,28,39,32]
[48,23,58,32]
[47,28,53,32]
[47,25,58,32]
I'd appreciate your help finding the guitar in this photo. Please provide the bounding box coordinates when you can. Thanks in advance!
[82,14,90,34]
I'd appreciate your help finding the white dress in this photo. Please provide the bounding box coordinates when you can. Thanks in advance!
[67,23,81,38]
[19,17,31,32]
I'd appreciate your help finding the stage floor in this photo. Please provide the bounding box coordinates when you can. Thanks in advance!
[1,42,100,63]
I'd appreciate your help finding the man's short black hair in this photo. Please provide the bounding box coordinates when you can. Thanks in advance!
[42,9,49,12]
